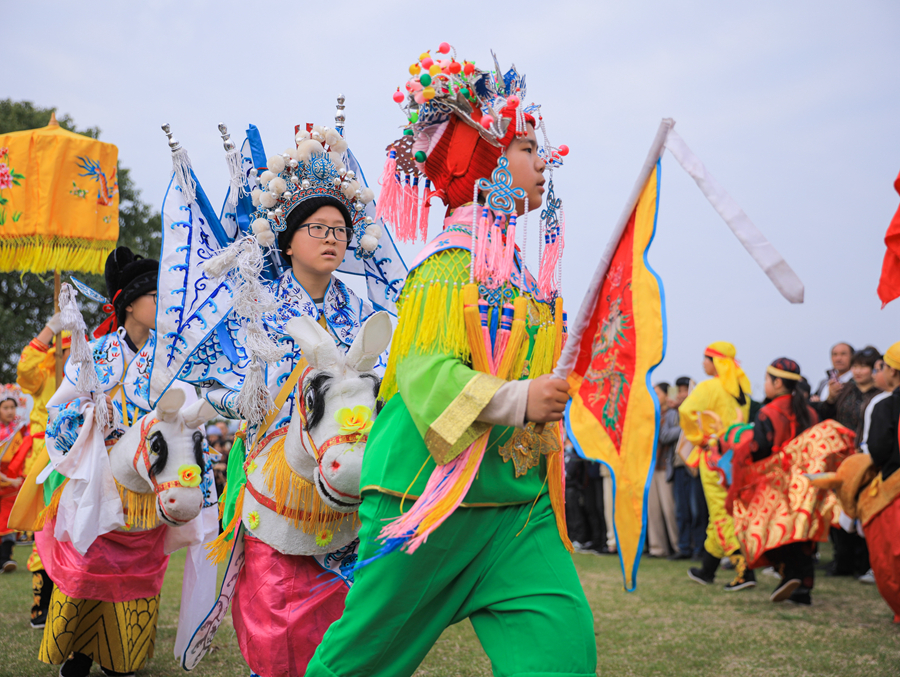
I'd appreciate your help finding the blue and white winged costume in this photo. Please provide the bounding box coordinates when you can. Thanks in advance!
[150,105,407,447]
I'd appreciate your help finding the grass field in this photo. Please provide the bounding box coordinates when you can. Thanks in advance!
[1,541,898,677]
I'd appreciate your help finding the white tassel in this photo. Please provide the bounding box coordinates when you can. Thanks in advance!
[93,390,111,432]
[201,241,243,279]
[237,357,272,425]
[203,236,284,425]
[58,283,102,394]
[244,324,282,364]
[224,148,244,209]
[172,146,197,204]
[58,284,81,330]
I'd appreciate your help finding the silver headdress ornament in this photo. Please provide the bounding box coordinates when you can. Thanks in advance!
[245,95,381,258]
[161,123,196,204]
[219,123,245,209]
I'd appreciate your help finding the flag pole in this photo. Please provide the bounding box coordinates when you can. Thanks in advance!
[54,269,63,385]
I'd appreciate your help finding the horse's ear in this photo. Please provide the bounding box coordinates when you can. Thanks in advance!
[156,387,186,423]
[346,311,392,372]
[285,316,340,370]
[182,399,217,430]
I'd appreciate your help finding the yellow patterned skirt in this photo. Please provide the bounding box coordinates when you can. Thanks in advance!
[39,585,159,672]
[731,420,853,569]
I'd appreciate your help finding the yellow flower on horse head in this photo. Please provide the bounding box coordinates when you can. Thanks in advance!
[177,464,202,488]
[334,405,374,436]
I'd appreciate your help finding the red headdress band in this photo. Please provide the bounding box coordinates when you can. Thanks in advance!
[93,290,122,339]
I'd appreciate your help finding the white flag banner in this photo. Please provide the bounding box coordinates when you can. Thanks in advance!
[556,119,805,381]
[664,127,805,304]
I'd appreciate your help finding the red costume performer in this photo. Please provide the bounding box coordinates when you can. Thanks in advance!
[728,358,854,604]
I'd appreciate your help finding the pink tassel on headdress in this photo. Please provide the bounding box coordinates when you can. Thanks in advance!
[486,214,505,280]
[474,207,492,281]
[395,174,418,242]
[538,207,566,297]
[419,179,435,242]
[376,149,401,229]
[411,177,420,240]
[499,214,517,284]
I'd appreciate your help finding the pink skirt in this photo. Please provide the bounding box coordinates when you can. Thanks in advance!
[233,535,350,677]
[36,520,168,602]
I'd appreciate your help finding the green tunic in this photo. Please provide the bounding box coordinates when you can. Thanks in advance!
[362,230,560,507]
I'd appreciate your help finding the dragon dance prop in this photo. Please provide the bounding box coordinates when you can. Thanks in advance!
[559,119,804,591]
[0,113,119,274]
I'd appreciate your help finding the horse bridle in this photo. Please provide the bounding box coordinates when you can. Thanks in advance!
[132,416,198,524]
[294,365,367,502]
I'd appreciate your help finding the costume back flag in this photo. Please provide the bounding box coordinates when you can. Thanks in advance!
[0,115,119,274]
[877,169,900,308]
[563,123,668,592]
[558,119,805,591]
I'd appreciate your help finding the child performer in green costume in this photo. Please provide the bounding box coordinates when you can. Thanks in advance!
[305,44,596,677]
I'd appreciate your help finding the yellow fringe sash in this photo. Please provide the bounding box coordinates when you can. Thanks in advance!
[205,435,360,564]
[35,479,159,532]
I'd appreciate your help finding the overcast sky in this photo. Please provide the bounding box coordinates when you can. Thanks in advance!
[6,0,899,396]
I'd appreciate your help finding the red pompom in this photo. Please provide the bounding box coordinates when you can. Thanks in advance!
[438,42,451,54]
[421,57,434,69]
[463,62,475,76]
[480,115,493,130]
[449,60,461,74]
[558,144,569,156]
[393,88,405,103]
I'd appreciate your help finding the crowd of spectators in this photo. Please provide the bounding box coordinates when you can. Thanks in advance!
[565,341,887,584]
[206,420,238,500]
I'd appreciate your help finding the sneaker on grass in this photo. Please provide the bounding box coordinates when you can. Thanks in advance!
[770,578,801,603]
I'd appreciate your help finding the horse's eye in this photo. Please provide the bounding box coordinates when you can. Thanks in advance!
[305,388,316,411]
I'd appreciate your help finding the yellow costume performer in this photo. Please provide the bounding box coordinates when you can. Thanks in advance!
[15,326,69,627]
[679,341,755,590]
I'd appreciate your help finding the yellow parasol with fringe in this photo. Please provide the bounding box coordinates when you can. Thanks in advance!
[0,112,119,274]
[0,112,120,383]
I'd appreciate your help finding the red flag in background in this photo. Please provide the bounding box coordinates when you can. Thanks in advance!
[877,170,900,308]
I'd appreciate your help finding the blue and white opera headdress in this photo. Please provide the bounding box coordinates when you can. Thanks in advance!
[150,97,407,412]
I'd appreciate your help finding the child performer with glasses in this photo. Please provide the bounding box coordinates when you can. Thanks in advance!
[277,196,358,322]
[155,113,406,676]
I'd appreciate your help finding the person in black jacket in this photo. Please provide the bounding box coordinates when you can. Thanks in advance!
[856,342,900,622]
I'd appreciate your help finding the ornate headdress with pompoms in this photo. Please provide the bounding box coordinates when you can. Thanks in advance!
[246,121,381,259]
[379,42,569,299]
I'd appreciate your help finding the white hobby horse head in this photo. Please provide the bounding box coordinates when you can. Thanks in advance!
[283,311,392,512]
[109,388,217,528]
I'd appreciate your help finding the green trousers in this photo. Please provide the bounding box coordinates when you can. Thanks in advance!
[305,492,597,677]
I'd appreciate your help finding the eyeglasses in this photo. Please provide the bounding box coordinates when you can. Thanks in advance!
[146,293,157,305]
[301,223,354,242]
